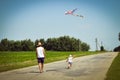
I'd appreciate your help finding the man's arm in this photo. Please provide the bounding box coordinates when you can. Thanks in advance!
[36,48,38,58]
[43,48,45,58]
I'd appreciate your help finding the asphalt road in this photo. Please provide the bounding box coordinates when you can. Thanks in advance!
[0,52,118,80]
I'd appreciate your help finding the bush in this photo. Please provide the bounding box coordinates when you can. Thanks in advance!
[114,46,120,52]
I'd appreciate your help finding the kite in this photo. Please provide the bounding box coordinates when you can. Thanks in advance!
[65,8,84,18]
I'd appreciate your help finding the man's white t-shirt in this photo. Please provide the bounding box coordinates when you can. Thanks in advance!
[36,47,44,58]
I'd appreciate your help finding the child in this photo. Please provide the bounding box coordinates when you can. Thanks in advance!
[66,54,73,69]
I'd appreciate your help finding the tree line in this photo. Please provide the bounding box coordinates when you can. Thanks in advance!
[0,36,90,51]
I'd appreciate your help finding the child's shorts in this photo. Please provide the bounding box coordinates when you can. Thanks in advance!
[68,62,72,64]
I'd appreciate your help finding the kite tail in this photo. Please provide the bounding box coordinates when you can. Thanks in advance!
[72,14,84,18]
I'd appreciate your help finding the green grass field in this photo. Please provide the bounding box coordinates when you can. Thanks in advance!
[105,52,120,80]
[0,51,100,72]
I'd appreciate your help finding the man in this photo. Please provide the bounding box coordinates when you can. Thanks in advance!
[36,42,45,73]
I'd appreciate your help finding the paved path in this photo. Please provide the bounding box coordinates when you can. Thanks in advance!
[0,52,118,80]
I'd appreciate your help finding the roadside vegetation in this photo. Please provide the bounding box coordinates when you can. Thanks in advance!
[0,51,101,72]
[105,52,120,80]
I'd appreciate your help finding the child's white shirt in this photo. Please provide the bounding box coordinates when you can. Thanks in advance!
[68,56,73,62]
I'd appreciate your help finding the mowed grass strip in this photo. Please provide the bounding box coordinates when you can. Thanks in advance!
[0,51,100,72]
[105,52,120,80]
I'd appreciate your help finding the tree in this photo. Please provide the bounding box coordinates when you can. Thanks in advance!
[21,39,34,51]
[9,40,15,51]
[114,46,120,52]
[0,38,9,51]
[45,38,58,50]
[13,41,22,51]
[81,42,90,51]
[100,46,104,51]
[45,36,88,51]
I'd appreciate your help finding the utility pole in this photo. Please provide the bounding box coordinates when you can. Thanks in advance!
[101,41,103,46]
[78,39,81,51]
[95,38,98,51]
[118,32,120,41]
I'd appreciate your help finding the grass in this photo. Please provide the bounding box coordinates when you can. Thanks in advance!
[0,51,37,72]
[105,52,120,80]
[0,51,100,72]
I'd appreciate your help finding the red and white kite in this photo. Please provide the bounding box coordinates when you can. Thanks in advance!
[65,8,84,18]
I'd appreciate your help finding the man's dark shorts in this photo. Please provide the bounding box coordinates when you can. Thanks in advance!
[37,58,44,63]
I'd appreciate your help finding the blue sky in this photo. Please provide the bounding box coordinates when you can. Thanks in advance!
[0,0,120,51]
